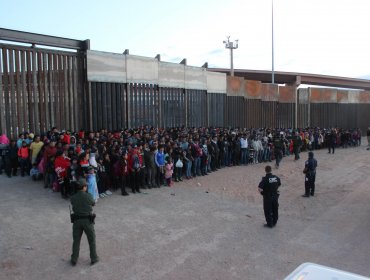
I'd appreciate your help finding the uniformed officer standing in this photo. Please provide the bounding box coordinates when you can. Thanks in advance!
[302,151,318,197]
[258,165,281,228]
[70,178,99,266]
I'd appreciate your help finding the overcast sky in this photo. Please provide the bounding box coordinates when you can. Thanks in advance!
[1,0,370,79]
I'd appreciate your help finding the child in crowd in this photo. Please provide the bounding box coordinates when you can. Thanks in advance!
[155,145,165,186]
[164,157,174,187]
[18,140,30,176]
[30,163,42,181]
[97,156,112,198]
[86,166,99,203]
[119,152,129,196]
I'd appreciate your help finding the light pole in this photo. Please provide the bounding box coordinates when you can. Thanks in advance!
[223,36,238,76]
[271,0,275,84]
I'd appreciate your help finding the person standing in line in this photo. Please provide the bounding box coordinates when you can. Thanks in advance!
[327,129,337,154]
[302,151,318,198]
[258,165,281,228]
[292,132,303,160]
[29,135,44,165]
[70,178,99,266]
[273,134,284,169]
[18,141,30,176]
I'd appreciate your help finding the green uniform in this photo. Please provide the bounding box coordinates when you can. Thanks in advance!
[70,190,98,264]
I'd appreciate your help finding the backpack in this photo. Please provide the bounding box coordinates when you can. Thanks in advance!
[132,154,140,169]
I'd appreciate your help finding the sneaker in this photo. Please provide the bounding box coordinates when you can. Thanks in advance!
[70,260,77,266]
[105,190,113,195]
[99,193,105,198]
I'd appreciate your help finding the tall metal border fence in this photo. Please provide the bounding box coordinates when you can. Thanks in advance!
[1,28,370,138]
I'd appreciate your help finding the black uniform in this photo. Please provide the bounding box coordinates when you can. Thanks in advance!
[258,173,281,227]
[304,155,318,197]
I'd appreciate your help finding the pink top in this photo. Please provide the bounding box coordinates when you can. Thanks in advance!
[164,162,173,179]
[0,134,9,145]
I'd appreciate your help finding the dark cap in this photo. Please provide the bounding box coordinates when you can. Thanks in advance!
[77,178,87,188]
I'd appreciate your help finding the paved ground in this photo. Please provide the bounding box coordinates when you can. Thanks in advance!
[1,142,370,280]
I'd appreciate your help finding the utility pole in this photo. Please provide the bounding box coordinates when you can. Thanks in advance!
[223,36,238,76]
[271,0,275,84]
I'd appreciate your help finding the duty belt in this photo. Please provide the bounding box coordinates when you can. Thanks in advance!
[74,215,90,220]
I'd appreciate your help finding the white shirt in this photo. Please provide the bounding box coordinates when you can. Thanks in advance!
[240,138,248,149]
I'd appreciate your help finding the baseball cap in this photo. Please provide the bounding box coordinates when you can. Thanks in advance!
[77,178,87,187]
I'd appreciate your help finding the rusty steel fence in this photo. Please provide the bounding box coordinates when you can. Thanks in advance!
[0,43,86,138]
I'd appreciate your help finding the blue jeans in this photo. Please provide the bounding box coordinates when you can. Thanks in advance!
[186,161,192,178]
[223,150,230,166]
[241,148,248,164]
[207,156,211,172]
[194,157,201,176]
[263,148,271,162]
[176,167,183,179]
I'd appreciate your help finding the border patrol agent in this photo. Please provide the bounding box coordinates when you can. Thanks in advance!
[302,151,318,197]
[258,165,281,228]
[70,178,99,266]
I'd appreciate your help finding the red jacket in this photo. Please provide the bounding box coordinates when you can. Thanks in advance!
[62,134,71,144]
[54,156,71,178]
[18,147,29,159]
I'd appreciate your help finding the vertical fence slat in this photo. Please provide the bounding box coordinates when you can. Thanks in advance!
[72,55,78,129]
[106,83,112,130]
[32,50,39,133]
[63,55,69,131]
[0,48,4,134]
[9,49,16,138]
[37,51,45,133]
[43,53,50,131]
[52,53,59,128]
[48,53,54,128]
[15,50,23,136]
[115,83,121,129]
[20,51,28,133]
[67,56,73,131]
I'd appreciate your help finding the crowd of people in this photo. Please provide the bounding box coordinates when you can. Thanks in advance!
[0,126,364,201]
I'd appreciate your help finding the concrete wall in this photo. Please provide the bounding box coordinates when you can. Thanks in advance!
[86,50,226,93]
[87,50,126,83]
